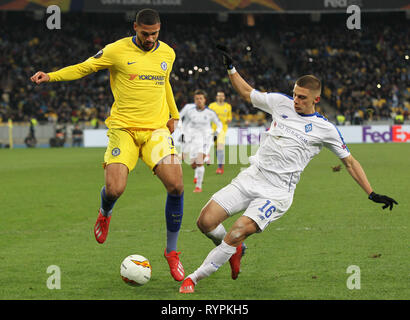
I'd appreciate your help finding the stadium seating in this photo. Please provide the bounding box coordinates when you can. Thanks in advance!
[278,13,409,123]
[0,11,408,127]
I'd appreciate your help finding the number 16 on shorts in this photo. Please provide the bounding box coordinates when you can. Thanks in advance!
[244,195,291,232]
[258,200,276,218]
[246,199,280,232]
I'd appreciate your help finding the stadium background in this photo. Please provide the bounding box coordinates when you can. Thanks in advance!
[0,0,409,147]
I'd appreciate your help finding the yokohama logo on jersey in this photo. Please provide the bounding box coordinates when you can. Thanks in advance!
[129,74,165,81]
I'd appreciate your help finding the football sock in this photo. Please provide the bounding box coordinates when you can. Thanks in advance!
[216,149,224,168]
[165,192,184,253]
[188,240,236,284]
[195,166,205,188]
[100,186,117,217]
[205,224,227,246]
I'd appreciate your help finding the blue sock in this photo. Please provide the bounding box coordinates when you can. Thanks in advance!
[217,149,224,168]
[165,192,184,253]
[100,186,117,217]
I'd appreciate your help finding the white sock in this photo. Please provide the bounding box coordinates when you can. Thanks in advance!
[188,240,236,284]
[205,224,227,246]
[195,166,205,188]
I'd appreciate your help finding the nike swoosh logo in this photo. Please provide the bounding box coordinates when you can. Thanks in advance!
[128,62,136,65]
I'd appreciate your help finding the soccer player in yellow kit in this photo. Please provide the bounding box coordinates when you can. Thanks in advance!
[209,91,232,174]
[30,9,185,282]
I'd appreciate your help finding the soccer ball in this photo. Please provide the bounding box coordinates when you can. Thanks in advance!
[120,254,152,286]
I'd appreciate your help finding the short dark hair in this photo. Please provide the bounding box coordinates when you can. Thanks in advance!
[194,89,207,98]
[136,9,160,25]
[296,75,321,93]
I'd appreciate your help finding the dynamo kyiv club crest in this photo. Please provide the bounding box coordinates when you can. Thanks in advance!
[305,123,313,133]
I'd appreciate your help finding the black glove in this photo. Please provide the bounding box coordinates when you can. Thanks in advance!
[368,192,398,211]
[215,44,234,70]
[179,134,185,143]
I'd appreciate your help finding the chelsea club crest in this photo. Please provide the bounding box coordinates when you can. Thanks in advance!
[112,148,121,156]
[161,61,167,71]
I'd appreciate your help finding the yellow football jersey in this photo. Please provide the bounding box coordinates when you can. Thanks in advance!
[209,102,232,131]
[48,37,179,129]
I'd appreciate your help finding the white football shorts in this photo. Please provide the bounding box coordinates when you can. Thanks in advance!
[186,134,213,160]
[211,165,294,232]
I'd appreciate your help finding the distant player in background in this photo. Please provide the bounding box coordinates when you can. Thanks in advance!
[31,8,186,283]
[209,91,232,174]
[179,90,222,193]
[179,44,398,294]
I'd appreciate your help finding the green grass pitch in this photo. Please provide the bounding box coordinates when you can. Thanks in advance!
[0,144,408,300]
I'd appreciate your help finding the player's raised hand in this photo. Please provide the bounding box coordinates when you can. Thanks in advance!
[215,44,234,70]
[368,192,398,211]
[30,71,50,85]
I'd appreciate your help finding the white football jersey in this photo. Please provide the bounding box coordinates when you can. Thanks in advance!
[249,90,350,192]
[179,103,222,140]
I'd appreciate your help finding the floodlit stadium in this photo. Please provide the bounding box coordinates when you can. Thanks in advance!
[0,0,409,306]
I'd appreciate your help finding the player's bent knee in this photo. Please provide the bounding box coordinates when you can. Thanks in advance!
[196,216,213,233]
[174,183,185,195]
[105,184,125,200]
[196,202,224,233]
[196,206,213,232]
[166,180,184,195]
[104,163,128,199]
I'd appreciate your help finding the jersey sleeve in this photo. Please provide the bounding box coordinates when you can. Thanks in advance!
[250,90,289,115]
[323,125,351,159]
[166,81,179,120]
[48,44,115,82]
[165,50,180,120]
[227,103,232,122]
[178,104,191,120]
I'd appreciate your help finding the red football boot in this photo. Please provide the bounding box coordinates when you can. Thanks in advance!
[179,278,195,294]
[94,209,111,244]
[229,243,247,280]
[164,249,185,282]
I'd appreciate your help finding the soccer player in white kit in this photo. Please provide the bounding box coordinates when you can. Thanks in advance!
[179,90,223,192]
[179,45,398,293]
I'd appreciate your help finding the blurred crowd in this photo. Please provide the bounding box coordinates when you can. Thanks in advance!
[0,11,409,128]
[278,13,410,124]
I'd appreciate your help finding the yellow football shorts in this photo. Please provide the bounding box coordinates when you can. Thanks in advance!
[103,128,177,172]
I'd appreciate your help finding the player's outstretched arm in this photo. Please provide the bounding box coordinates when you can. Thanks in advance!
[216,44,253,103]
[30,71,50,85]
[341,155,398,210]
